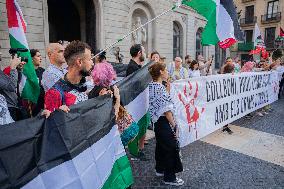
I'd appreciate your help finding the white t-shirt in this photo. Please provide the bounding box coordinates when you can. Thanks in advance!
[188,70,201,78]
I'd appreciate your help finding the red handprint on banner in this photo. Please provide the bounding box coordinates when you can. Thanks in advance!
[178,81,205,139]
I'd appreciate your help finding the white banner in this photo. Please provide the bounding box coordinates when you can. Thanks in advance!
[171,72,281,147]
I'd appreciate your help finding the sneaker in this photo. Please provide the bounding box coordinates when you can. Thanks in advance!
[155,171,164,177]
[222,126,233,134]
[263,111,269,115]
[245,114,253,120]
[164,178,184,186]
[226,127,233,134]
[257,112,264,117]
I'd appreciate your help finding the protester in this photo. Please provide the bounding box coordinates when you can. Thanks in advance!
[0,44,31,121]
[94,50,106,64]
[44,41,93,112]
[150,51,160,63]
[58,40,70,49]
[223,63,235,74]
[221,63,234,134]
[125,44,148,159]
[42,43,67,92]
[88,63,139,147]
[241,61,255,72]
[168,57,188,81]
[160,56,167,64]
[220,57,234,74]
[148,62,183,186]
[89,62,117,94]
[126,44,146,76]
[183,55,193,70]
[198,55,212,76]
[234,58,241,73]
[0,56,20,121]
[188,60,201,77]
[22,49,45,116]
[241,60,270,117]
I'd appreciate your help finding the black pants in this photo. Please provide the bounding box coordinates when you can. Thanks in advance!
[279,74,284,99]
[154,116,183,182]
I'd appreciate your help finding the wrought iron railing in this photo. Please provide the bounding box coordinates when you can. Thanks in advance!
[240,16,257,26]
[261,12,281,23]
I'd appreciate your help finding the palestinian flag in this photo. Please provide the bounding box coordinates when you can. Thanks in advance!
[250,23,266,55]
[182,0,243,48]
[280,27,284,38]
[253,23,265,49]
[6,0,40,103]
[0,95,133,189]
[117,63,152,156]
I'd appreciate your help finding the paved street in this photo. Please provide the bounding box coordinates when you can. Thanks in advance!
[130,99,284,188]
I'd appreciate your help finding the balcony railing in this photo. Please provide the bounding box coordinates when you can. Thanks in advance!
[240,16,257,27]
[242,0,255,3]
[238,42,254,51]
[261,12,281,24]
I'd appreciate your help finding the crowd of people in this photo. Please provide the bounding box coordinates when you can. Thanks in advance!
[0,41,284,186]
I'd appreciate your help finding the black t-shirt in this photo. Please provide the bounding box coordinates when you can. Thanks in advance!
[33,67,45,116]
[35,67,45,83]
[126,59,142,76]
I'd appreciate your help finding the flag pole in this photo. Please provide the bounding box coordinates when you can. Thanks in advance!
[93,2,182,59]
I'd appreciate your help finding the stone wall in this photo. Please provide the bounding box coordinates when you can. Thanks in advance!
[234,0,283,42]
[0,0,216,70]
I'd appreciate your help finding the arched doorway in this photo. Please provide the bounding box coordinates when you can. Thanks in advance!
[47,0,97,50]
[173,21,183,59]
[196,27,204,59]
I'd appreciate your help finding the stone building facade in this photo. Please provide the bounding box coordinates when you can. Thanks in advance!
[0,0,221,70]
[232,0,284,61]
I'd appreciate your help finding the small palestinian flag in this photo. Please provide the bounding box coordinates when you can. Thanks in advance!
[6,0,40,103]
[182,0,243,48]
[250,23,266,55]
[253,23,265,49]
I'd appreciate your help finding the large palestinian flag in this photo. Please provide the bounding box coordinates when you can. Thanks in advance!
[0,64,154,188]
[6,0,40,103]
[182,0,243,48]
[0,95,133,189]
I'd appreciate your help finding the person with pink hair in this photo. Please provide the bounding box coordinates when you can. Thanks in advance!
[91,61,117,87]
[241,61,255,72]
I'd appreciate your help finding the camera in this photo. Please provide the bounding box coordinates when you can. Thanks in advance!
[9,48,29,63]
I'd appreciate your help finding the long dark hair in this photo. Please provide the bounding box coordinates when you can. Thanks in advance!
[189,60,198,71]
